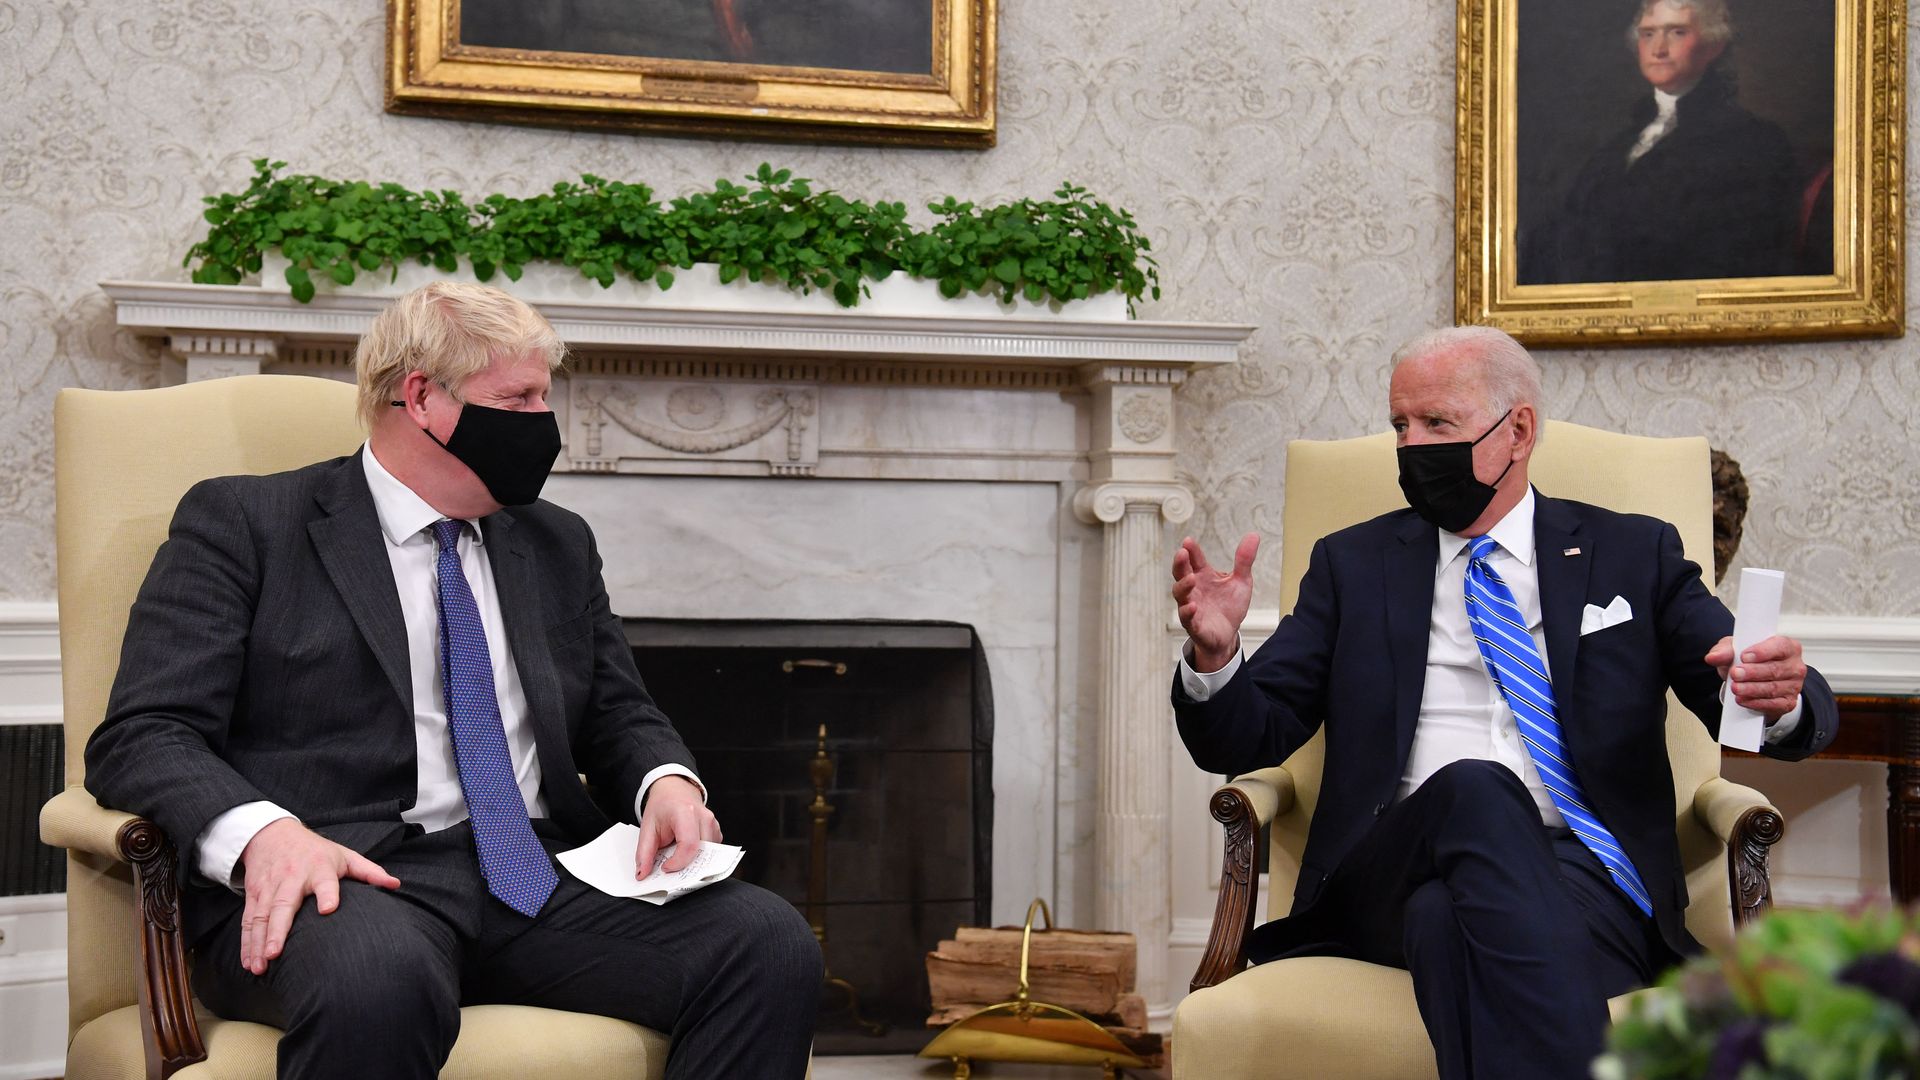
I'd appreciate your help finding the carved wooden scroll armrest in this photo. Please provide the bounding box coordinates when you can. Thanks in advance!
[1190,768,1294,992]
[1694,776,1784,928]
[41,786,207,1080]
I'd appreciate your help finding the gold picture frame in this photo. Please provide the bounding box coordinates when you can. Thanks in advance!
[387,0,996,148]
[1455,0,1903,346]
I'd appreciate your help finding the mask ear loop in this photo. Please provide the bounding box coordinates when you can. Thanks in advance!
[1469,408,1514,446]
[389,381,459,452]
[1473,408,1518,486]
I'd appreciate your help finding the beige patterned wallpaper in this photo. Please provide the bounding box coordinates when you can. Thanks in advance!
[0,0,1914,613]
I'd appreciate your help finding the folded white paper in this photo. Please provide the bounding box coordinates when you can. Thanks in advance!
[556,823,744,905]
[1718,568,1785,753]
[1579,595,1634,636]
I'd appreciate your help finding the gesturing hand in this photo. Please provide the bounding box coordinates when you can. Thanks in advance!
[1172,533,1261,674]
[635,775,723,877]
[1705,634,1807,721]
[237,817,402,975]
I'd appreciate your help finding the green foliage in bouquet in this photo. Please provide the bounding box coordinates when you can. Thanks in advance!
[1596,906,1920,1080]
[184,160,1158,314]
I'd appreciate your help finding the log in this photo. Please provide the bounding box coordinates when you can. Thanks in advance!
[926,925,1138,1019]
[924,992,1146,1030]
[927,955,1120,1017]
[951,926,1138,988]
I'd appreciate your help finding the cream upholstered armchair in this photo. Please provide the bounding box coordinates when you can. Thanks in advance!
[39,375,671,1080]
[1172,421,1783,1079]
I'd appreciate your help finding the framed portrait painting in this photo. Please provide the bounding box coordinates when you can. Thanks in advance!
[1456,0,1903,345]
[387,0,995,147]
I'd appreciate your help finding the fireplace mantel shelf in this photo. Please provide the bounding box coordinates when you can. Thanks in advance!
[102,280,1252,371]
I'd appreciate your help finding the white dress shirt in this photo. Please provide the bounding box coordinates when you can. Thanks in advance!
[1626,88,1683,166]
[1179,487,1801,823]
[193,444,699,887]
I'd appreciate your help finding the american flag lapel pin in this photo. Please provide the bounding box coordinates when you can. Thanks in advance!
[1563,547,1581,556]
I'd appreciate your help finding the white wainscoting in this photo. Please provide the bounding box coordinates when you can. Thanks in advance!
[0,603,59,729]
[0,603,64,1080]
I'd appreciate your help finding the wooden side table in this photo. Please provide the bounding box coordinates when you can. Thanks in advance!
[1728,695,1920,904]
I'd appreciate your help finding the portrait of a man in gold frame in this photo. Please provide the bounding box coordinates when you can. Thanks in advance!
[1456,0,1903,346]
[387,0,996,148]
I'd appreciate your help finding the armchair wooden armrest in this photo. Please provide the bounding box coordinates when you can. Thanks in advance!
[1692,776,1783,928]
[41,785,208,1079]
[1190,768,1297,993]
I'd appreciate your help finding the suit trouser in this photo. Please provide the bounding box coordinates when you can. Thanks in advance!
[1251,759,1676,1080]
[190,822,824,1080]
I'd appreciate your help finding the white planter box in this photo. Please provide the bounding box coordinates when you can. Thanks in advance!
[257,254,1131,321]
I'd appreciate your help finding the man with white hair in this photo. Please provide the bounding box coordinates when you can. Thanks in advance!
[1524,0,1804,284]
[1170,325,1837,1077]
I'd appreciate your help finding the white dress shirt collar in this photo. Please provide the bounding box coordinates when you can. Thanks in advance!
[362,442,483,548]
[1437,486,1536,570]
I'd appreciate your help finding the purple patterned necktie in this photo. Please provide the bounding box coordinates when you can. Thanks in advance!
[431,519,557,917]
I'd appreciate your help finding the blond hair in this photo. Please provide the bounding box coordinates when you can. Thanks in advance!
[353,281,567,429]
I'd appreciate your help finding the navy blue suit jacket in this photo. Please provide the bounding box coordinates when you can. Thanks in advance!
[1173,493,1838,960]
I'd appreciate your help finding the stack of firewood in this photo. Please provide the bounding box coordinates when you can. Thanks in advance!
[925,925,1163,1064]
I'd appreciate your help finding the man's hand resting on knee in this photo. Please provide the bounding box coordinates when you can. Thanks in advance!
[635,775,723,878]
[238,817,402,975]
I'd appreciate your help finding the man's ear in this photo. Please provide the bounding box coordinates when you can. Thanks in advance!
[1510,404,1538,460]
[396,370,435,426]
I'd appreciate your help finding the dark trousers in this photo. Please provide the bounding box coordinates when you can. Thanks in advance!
[191,822,823,1080]
[1253,759,1675,1080]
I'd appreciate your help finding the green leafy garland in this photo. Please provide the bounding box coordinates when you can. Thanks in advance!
[187,160,1161,314]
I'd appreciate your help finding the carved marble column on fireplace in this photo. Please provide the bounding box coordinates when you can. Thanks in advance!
[1073,362,1193,1008]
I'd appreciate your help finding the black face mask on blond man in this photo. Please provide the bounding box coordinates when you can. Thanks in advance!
[1395,409,1514,534]
[392,391,562,506]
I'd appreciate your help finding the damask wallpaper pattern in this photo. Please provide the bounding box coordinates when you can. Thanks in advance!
[0,0,1914,613]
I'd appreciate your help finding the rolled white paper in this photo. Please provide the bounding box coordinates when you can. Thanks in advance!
[1718,568,1785,752]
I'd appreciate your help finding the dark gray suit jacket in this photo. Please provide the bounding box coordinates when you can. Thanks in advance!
[85,451,695,945]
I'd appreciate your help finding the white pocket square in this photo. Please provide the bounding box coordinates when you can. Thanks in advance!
[1580,595,1633,636]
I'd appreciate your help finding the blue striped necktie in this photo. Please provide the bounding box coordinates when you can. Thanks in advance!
[1463,534,1653,917]
[431,519,558,917]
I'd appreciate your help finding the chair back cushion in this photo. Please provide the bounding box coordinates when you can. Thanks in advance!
[1266,421,1730,948]
[54,374,362,1031]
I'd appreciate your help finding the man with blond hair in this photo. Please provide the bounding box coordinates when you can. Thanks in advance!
[86,282,821,1079]
[1170,325,1837,1077]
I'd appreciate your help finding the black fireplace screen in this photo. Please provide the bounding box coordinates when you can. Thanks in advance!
[625,619,992,1052]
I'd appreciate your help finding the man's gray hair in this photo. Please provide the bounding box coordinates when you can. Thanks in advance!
[1389,325,1546,429]
[1625,0,1734,50]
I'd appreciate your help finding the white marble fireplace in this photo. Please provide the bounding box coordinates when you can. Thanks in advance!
[103,279,1252,1010]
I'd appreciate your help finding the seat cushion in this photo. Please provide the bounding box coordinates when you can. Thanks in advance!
[68,1003,668,1080]
[1172,956,1643,1080]
[1174,958,1435,1080]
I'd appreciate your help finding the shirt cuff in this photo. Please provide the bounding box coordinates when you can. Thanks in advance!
[1762,696,1806,744]
[195,801,296,892]
[1178,638,1246,702]
[634,765,706,821]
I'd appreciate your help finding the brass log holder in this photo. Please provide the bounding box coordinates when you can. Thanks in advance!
[919,899,1150,1079]
[802,712,886,1037]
